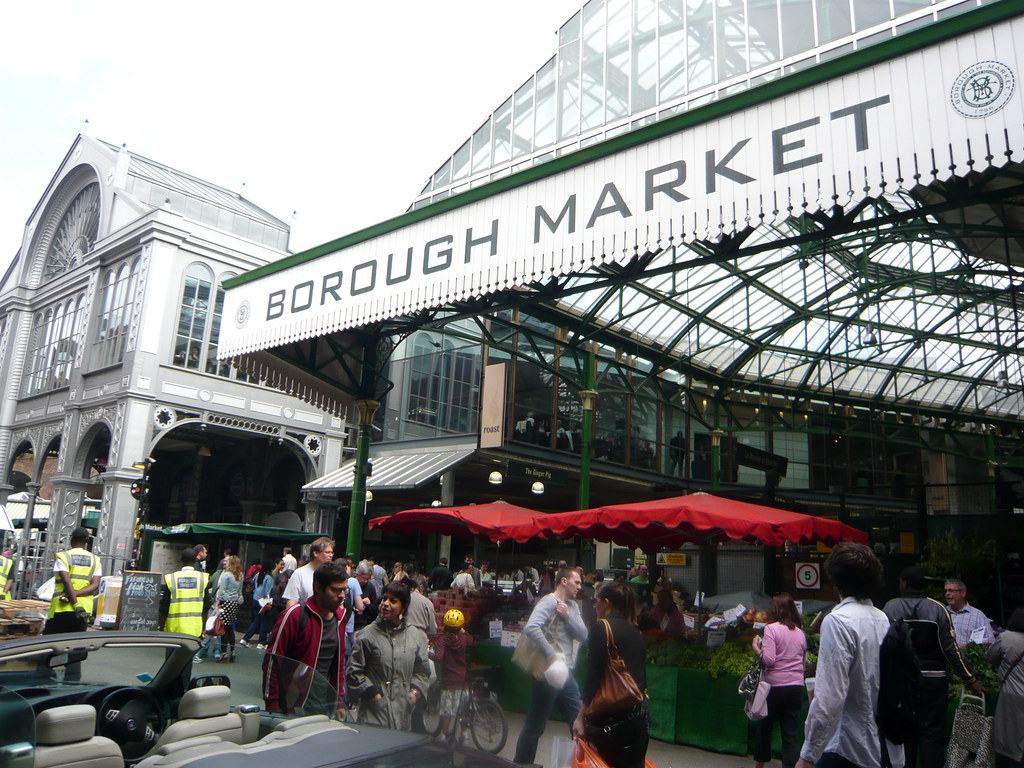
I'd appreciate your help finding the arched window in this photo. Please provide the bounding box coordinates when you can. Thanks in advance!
[173,264,213,370]
[173,266,253,381]
[22,294,85,397]
[90,258,139,369]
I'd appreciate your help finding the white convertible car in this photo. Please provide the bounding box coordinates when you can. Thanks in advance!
[0,632,516,768]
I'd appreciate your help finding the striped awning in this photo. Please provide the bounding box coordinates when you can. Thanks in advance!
[303,443,476,493]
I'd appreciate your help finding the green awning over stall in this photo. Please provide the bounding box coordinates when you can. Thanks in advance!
[159,522,327,545]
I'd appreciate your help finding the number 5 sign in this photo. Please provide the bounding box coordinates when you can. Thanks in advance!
[795,562,821,590]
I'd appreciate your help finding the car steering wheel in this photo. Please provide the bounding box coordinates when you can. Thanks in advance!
[93,687,169,760]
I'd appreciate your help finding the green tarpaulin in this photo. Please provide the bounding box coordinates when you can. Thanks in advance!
[159,522,327,545]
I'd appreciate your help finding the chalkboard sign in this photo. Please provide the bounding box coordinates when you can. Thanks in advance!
[117,571,163,632]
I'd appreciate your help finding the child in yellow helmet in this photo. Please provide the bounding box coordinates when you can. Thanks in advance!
[430,608,475,742]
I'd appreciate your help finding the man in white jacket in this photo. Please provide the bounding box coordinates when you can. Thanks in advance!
[513,567,588,766]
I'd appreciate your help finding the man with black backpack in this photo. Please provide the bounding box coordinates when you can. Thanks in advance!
[883,566,984,768]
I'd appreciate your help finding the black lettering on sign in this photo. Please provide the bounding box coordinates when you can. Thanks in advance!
[117,571,163,632]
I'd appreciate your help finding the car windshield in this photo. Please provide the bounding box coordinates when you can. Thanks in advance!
[0,633,512,768]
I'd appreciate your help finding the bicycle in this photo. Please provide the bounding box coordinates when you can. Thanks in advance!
[423,668,507,753]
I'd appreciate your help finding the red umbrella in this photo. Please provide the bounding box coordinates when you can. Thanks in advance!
[523,492,867,550]
[367,500,546,543]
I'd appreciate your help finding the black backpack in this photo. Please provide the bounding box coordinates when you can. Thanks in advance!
[876,613,922,747]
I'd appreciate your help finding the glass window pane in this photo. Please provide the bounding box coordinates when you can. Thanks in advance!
[854,0,891,31]
[512,77,535,158]
[472,120,492,173]
[659,0,687,100]
[781,0,815,57]
[581,0,606,131]
[492,97,513,165]
[558,37,581,140]
[606,0,631,122]
[632,0,658,114]
[535,58,557,149]
[816,0,852,44]
[748,0,781,67]
[687,0,715,91]
[717,0,747,81]
[451,140,471,181]
[433,158,452,189]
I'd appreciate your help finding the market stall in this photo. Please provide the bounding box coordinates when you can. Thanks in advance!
[368,494,867,756]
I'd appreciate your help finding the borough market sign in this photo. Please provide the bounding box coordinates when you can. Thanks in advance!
[221,13,1023,360]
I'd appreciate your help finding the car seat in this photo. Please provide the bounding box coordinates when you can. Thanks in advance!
[33,704,123,768]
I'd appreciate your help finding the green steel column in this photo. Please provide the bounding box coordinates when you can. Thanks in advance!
[710,428,724,491]
[346,399,379,559]
[576,386,598,571]
[985,428,998,515]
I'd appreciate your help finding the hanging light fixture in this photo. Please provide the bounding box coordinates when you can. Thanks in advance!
[996,368,1009,390]
[531,481,545,495]
[430,500,441,507]
[198,445,212,457]
[365,490,373,502]
[488,471,503,485]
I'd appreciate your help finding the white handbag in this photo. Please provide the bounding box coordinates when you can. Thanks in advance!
[744,680,771,721]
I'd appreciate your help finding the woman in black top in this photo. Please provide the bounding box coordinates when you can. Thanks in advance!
[573,582,649,768]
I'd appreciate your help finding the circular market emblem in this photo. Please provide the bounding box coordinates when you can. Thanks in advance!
[951,61,1015,118]
[234,300,251,329]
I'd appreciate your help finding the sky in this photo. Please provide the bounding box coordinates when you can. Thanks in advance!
[0,1,582,267]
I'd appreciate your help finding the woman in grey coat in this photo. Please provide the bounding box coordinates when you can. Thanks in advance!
[347,581,431,729]
[986,607,1024,767]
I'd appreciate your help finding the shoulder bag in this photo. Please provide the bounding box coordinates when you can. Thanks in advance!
[738,654,763,699]
[512,609,560,680]
[585,619,644,719]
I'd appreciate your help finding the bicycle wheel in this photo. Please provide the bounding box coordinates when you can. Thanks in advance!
[422,685,443,737]
[469,698,507,754]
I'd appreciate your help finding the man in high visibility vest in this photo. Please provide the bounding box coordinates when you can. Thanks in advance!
[159,548,210,638]
[45,526,101,635]
[0,550,13,599]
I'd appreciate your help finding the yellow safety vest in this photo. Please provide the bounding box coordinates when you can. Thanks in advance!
[0,555,12,597]
[49,547,99,618]
[164,568,209,637]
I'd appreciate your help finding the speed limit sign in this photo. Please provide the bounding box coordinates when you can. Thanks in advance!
[795,562,821,590]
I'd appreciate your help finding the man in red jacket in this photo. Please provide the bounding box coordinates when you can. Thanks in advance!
[263,561,348,717]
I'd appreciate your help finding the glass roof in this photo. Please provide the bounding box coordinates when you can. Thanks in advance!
[541,185,1024,419]
[413,0,994,208]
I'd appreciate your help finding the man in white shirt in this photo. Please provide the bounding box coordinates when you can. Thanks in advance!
[281,546,297,573]
[797,542,901,768]
[451,563,477,592]
[283,538,334,608]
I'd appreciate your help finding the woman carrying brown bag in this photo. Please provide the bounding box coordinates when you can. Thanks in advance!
[573,581,649,768]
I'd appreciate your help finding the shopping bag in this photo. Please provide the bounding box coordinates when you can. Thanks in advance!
[572,739,611,768]
[744,680,771,721]
[512,614,560,681]
[209,610,226,636]
[550,735,575,768]
[944,693,994,768]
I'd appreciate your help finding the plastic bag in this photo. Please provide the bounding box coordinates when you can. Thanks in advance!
[551,735,575,768]
[744,680,771,720]
[544,653,570,688]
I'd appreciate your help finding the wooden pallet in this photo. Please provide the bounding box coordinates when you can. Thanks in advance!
[0,599,49,618]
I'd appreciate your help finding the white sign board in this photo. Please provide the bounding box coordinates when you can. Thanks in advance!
[222,15,1024,361]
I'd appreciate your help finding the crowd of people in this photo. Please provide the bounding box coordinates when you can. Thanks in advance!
[33,529,1024,768]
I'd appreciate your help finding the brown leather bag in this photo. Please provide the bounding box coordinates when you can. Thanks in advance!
[585,619,643,719]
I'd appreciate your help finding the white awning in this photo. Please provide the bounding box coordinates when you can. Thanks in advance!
[304,444,477,493]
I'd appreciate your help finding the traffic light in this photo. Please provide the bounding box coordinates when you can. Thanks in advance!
[130,478,150,503]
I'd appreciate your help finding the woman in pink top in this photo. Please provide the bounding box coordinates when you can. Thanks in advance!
[752,593,807,768]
